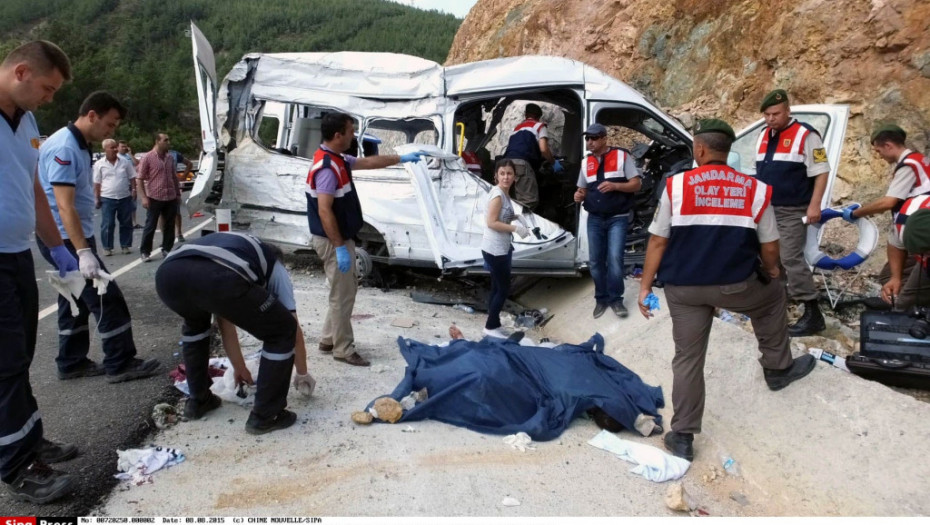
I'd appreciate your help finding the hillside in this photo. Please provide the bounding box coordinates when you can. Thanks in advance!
[0,0,460,155]
[447,0,930,205]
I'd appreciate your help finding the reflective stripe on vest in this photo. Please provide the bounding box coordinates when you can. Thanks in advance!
[902,151,930,198]
[584,149,627,184]
[894,194,930,243]
[755,121,809,164]
[306,149,354,198]
[513,119,545,139]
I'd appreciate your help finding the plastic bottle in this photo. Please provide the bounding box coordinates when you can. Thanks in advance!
[720,454,740,476]
[452,303,475,313]
[808,347,850,373]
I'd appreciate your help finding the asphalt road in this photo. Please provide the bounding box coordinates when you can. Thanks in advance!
[2,199,211,516]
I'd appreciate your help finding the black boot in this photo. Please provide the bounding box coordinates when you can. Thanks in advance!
[788,299,825,336]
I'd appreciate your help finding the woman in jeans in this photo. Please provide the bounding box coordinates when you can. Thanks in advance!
[481,159,529,338]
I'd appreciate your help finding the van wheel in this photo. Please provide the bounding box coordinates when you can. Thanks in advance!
[355,246,373,281]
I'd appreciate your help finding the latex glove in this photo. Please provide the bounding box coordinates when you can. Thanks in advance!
[643,292,661,312]
[292,372,317,398]
[335,245,351,273]
[399,151,425,163]
[76,248,100,279]
[842,203,861,223]
[552,159,564,173]
[514,225,530,238]
[49,244,78,277]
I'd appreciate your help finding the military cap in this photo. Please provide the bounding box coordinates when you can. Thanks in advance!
[583,123,608,138]
[904,209,930,254]
[760,89,789,112]
[870,123,906,144]
[693,118,736,141]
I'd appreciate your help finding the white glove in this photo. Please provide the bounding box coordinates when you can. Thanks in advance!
[514,225,530,238]
[76,248,101,279]
[293,372,316,398]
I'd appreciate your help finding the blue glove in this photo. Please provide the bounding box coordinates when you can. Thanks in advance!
[49,244,78,277]
[842,203,861,223]
[643,292,660,313]
[335,245,351,274]
[552,160,564,173]
[399,151,424,163]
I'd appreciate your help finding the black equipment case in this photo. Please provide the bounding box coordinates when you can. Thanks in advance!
[851,311,930,389]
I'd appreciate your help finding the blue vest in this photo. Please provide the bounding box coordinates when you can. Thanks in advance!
[659,164,772,286]
[583,148,636,216]
[166,232,278,286]
[305,148,364,240]
[503,119,544,170]
[754,120,819,206]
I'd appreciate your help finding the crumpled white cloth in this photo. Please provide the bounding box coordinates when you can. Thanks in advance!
[47,270,113,315]
[210,353,260,405]
[503,432,535,452]
[115,446,185,485]
[587,429,690,482]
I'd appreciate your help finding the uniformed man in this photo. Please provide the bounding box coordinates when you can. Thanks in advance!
[503,103,564,210]
[574,123,642,318]
[637,119,816,461]
[37,91,160,384]
[844,124,930,311]
[155,232,314,434]
[755,89,831,336]
[306,112,423,367]
[0,40,79,504]
[880,196,930,308]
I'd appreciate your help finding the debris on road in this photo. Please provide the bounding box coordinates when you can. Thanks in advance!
[391,317,417,328]
[730,491,750,506]
[370,397,403,423]
[152,403,179,430]
[588,430,690,482]
[351,411,374,425]
[501,496,521,507]
[115,446,185,486]
[664,482,696,512]
[503,432,535,452]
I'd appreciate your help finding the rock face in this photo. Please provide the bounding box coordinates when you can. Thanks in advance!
[447,0,930,201]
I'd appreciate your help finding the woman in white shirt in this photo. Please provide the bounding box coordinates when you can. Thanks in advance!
[481,159,529,338]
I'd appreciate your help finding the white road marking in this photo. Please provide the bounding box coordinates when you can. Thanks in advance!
[38,217,214,321]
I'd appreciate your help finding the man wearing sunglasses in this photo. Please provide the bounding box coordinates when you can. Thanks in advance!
[573,123,642,319]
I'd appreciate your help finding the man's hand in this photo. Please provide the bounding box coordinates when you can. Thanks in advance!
[514,224,530,238]
[49,245,78,277]
[292,373,316,398]
[764,265,781,279]
[806,203,822,225]
[76,248,100,279]
[881,277,902,305]
[399,151,425,163]
[638,288,653,319]
[233,366,254,387]
[335,245,351,273]
[842,203,861,223]
[141,196,150,209]
[95,199,102,209]
[573,188,586,203]
[597,181,616,193]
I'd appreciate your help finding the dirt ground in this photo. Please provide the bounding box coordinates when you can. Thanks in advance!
[98,264,930,517]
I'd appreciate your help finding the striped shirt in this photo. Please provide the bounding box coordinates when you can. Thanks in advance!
[136,149,180,201]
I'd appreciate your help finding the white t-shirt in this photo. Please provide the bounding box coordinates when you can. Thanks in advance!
[93,156,136,199]
[481,186,516,256]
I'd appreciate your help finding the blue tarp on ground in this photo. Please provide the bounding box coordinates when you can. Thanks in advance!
[368,333,664,441]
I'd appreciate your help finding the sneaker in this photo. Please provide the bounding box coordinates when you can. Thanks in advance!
[611,302,629,318]
[104,249,114,256]
[35,438,78,464]
[763,354,816,391]
[593,303,608,319]
[133,224,143,229]
[6,460,74,504]
[177,234,186,243]
[664,431,694,461]
[141,252,152,262]
[482,327,508,339]
[57,359,105,380]
[121,247,131,254]
[245,409,297,435]
[334,352,370,367]
[183,393,222,420]
[160,248,169,259]
[106,357,160,384]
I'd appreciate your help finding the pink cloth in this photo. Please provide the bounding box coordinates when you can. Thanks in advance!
[137,149,180,201]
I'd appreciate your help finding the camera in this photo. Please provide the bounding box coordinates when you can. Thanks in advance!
[907,307,930,339]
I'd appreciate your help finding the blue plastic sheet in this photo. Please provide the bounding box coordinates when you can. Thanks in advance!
[367,333,664,441]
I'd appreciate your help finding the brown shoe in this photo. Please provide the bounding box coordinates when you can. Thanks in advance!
[318,342,334,353]
[334,352,370,367]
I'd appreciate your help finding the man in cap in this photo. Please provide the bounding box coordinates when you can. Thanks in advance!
[754,89,831,336]
[638,119,815,461]
[881,197,930,308]
[843,124,930,311]
[503,103,564,210]
[574,123,642,318]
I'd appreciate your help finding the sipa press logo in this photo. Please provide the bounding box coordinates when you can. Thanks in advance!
[3,518,36,525]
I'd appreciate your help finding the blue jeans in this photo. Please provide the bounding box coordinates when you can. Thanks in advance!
[587,212,629,305]
[482,250,512,330]
[100,196,134,250]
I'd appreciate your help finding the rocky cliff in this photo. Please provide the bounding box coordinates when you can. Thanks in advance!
[447,0,930,202]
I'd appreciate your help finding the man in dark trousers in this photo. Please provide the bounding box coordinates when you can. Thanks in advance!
[155,232,303,434]
[638,119,815,461]
[502,103,563,209]
[136,133,181,261]
[37,91,160,384]
[0,39,80,505]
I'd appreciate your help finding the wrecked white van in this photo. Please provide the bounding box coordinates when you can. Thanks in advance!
[189,22,849,277]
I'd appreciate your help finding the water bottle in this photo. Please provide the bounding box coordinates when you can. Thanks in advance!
[720,454,740,476]
[808,347,849,373]
[452,304,475,314]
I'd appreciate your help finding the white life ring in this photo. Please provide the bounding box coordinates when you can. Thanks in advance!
[803,208,878,270]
